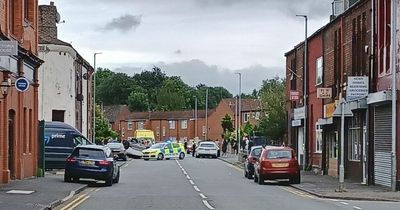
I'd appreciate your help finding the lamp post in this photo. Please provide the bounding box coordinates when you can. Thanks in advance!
[235,72,242,155]
[205,88,209,141]
[297,14,308,170]
[93,52,102,143]
[390,0,397,192]
[194,96,198,139]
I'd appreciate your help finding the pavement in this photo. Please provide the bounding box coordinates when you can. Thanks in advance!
[219,153,400,202]
[0,161,128,210]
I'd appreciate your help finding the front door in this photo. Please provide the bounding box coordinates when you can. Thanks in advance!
[8,110,15,180]
[297,127,304,168]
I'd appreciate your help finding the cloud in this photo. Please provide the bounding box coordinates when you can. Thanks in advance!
[112,59,284,94]
[101,14,142,32]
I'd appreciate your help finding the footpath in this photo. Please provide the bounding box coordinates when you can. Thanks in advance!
[219,153,400,202]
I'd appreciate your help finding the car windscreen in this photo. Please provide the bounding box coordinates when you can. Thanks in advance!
[199,143,215,148]
[150,143,165,149]
[72,148,106,159]
[266,150,292,159]
[251,148,262,157]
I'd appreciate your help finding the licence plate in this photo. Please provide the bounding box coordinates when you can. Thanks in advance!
[80,160,94,166]
[272,163,289,168]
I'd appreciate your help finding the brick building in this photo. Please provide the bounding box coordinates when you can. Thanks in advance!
[286,0,400,189]
[0,0,43,183]
[105,99,262,143]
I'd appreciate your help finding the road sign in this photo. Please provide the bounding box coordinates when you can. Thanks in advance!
[0,41,18,56]
[15,77,30,92]
[317,88,332,99]
[290,90,300,101]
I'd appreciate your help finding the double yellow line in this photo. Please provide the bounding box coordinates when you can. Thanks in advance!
[59,193,90,210]
[279,186,316,199]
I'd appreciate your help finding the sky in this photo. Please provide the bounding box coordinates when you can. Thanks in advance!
[38,0,332,94]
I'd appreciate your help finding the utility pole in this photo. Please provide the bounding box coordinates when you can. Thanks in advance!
[236,72,242,155]
[195,96,198,139]
[93,52,102,143]
[390,0,397,192]
[205,88,208,141]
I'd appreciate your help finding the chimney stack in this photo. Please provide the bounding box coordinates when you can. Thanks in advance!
[38,2,59,39]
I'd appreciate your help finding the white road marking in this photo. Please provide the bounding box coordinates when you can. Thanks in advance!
[183,171,187,175]
[340,202,349,205]
[202,200,215,210]
[353,206,362,210]
[189,180,195,185]
[194,186,200,192]
[199,193,207,199]
[186,175,191,179]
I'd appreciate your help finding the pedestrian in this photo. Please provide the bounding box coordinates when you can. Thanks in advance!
[184,140,188,152]
[233,141,238,155]
[192,141,196,157]
[222,139,228,157]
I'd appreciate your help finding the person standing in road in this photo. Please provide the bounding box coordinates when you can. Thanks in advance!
[192,141,196,157]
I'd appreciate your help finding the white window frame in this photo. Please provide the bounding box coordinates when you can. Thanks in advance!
[162,127,166,137]
[348,113,361,161]
[255,112,260,120]
[169,120,176,129]
[316,56,323,86]
[181,120,188,129]
[243,113,250,122]
[315,124,323,153]
[137,121,144,130]
[127,121,133,130]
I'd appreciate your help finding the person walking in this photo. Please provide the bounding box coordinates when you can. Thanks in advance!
[222,139,228,157]
[184,140,188,153]
[192,141,196,157]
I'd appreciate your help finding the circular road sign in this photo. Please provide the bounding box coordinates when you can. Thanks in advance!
[15,77,30,92]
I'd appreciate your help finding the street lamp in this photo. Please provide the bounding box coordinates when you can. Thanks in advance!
[390,0,397,192]
[93,52,102,143]
[205,88,208,141]
[194,96,198,139]
[235,72,242,156]
[296,14,308,170]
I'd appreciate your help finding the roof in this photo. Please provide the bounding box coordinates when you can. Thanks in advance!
[126,109,214,121]
[220,99,262,112]
[39,34,72,46]
[103,105,130,122]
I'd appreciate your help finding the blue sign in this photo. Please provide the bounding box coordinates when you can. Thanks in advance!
[15,77,30,92]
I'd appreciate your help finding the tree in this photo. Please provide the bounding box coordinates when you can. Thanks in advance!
[221,114,234,132]
[97,72,134,105]
[95,105,118,144]
[257,77,286,143]
[127,86,149,112]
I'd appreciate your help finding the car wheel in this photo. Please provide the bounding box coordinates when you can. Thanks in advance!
[72,177,79,183]
[157,153,164,160]
[196,154,199,158]
[113,168,120,184]
[290,174,301,184]
[179,152,185,160]
[258,175,264,185]
[105,174,113,186]
[64,172,72,183]
[144,158,149,161]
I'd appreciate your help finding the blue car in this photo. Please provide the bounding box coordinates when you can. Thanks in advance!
[64,145,120,186]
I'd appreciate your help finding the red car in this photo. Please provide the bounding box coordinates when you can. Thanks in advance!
[254,146,300,185]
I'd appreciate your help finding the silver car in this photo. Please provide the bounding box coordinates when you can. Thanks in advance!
[195,141,219,158]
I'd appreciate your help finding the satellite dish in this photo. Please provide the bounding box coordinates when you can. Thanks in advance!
[82,73,88,80]
[56,12,61,23]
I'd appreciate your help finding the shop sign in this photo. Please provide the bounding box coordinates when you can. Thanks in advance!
[324,103,336,118]
[347,76,368,101]
[294,106,305,120]
[0,41,18,56]
[290,90,300,101]
[291,119,302,127]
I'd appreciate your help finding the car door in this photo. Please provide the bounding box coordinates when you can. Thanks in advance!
[164,143,173,158]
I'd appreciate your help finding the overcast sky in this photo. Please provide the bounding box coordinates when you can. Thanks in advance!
[38,0,331,94]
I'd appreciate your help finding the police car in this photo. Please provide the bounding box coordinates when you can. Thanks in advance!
[142,141,186,160]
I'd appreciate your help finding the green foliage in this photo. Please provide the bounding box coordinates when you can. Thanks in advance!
[95,104,118,144]
[257,77,286,142]
[95,66,233,112]
[241,122,254,137]
[221,114,234,132]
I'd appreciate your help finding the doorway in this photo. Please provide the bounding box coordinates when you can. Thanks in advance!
[8,110,15,180]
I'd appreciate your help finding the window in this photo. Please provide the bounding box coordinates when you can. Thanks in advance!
[329,132,338,159]
[315,124,322,153]
[24,108,28,153]
[243,113,250,122]
[10,0,16,34]
[348,113,362,161]
[255,112,260,120]
[29,109,32,152]
[127,121,133,130]
[162,127,166,137]
[181,120,188,129]
[169,120,176,129]
[52,110,65,122]
[202,125,206,136]
[137,121,144,130]
[316,57,323,85]
[156,127,160,136]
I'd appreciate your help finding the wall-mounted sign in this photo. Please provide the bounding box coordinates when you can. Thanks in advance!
[15,77,30,92]
[324,103,336,118]
[317,88,332,99]
[347,76,368,101]
[0,41,18,56]
[290,90,300,101]
[294,106,305,120]
[291,119,302,127]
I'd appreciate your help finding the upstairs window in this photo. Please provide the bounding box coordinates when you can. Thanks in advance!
[316,57,323,86]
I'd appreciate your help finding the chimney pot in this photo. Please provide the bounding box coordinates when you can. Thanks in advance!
[50,1,54,6]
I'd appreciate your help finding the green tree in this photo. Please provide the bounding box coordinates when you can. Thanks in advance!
[221,114,234,132]
[241,122,254,137]
[97,72,134,105]
[127,86,149,112]
[258,77,286,143]
[95,105,118,144]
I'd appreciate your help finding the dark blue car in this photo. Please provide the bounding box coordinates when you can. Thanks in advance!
[64,145,120,186]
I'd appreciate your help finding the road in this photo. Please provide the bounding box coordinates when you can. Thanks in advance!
[56,156,399,210]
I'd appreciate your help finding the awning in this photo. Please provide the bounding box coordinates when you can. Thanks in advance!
[367,91,392,105]
[316,118,333,125]
[348,98,368,110]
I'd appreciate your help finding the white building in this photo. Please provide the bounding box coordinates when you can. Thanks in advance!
[38,2,93,138]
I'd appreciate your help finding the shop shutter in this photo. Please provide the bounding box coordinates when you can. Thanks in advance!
[373,105,392,187]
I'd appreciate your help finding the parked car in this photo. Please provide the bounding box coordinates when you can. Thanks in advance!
[106,141,127,161]
[44,121,92,169]
[142,141,186,160]
[243,146,263,179]
[195,141,218,158]
[253,146,300,185]
[64,145,120,186]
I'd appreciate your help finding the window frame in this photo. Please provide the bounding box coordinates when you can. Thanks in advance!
[181,120,188,129]
[127,121,133,130]
[169,120,176,129]
[316,56,323,86]
[348,113,362,162]
[315,124,323,153]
